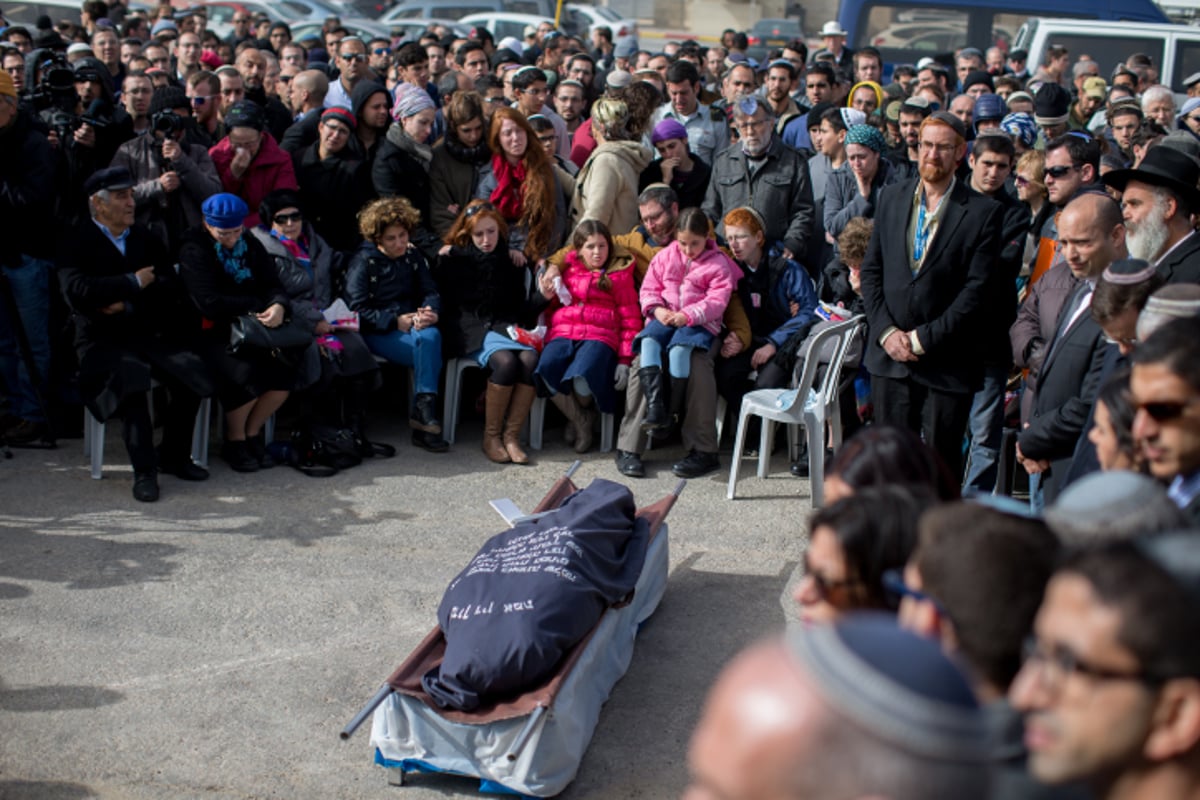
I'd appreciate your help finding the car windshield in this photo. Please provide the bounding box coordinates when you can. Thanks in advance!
[590,6,621,20]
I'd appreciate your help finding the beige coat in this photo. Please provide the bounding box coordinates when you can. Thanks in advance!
[571,139,652,233]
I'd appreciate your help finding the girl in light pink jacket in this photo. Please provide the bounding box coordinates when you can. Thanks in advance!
[635,207,742,432]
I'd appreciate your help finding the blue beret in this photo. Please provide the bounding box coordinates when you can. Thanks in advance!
[202,193,250,229]
[83,166,134,196]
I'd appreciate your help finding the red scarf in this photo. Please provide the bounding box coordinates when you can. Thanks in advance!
[489,154,526,220]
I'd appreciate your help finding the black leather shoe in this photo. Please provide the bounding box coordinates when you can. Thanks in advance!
[790,448,833,478]
[222,440,259,473]
[615,449,645,478]
[160,459,210,481]
[132,471,160,502]
[672,449,720,478]
[246,433,276,469]
[411,429,450,453]
[410,393,443,434]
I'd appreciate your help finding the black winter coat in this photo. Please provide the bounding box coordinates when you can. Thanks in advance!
[343,242,440,334]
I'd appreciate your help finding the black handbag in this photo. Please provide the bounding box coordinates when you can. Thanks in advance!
[228,314,311,361]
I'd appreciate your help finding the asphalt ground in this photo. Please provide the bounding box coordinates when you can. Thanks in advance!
[0,411,812,799]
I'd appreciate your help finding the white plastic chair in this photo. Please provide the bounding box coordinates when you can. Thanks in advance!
[726,316,864,505]
[84,395,220,479]
[528,395,614,452]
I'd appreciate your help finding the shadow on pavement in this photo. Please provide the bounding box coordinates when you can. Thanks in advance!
[0,678,124,712]
[0,780,98,799]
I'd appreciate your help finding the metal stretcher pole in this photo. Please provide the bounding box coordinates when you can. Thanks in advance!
[506,704,548,761]
[341,684,393,740]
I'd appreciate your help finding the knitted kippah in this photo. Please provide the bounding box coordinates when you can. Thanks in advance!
[1102,258,1157,285]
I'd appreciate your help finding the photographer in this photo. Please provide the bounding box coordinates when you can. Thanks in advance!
[110,85,220,252]
[0,69,56,445]
[68,57,132,167]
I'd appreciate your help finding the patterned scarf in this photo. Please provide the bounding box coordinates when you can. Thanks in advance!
[489,153,526,220]
[214,237,251,283]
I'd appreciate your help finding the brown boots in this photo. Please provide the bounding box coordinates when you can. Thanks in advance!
[551,392,594,453]
[483,382,536,464]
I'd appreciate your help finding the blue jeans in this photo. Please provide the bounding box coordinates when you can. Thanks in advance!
[365,326,442,395]
[963,363,1008,493]
[0,255,52,422]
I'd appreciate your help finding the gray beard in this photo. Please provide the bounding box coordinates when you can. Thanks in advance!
[1127,215,1170,262]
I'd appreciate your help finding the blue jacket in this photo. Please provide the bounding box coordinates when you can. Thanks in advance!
[344,242,440,334]
[735,248,820,349]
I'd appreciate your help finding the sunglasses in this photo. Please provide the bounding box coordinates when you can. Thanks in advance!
[1137,400,1195,422]
[373,47,391,55]
[273,211,303,224]
[191,94,213,105]
[340,52,367,62]
[1044,164,1078,179]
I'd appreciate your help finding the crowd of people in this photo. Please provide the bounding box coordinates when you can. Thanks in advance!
[3,2,1200,796]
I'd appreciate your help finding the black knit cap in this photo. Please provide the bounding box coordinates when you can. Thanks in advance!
[149,85,189,116]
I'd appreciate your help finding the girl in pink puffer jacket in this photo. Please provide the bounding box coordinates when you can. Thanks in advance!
[634,208,742,432]
[533,220,642,453]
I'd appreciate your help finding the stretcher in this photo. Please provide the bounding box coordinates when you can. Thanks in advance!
[341,462,682,798]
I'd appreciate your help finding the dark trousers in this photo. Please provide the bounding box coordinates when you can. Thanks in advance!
[871,374,971,480]
[116,382,202,473]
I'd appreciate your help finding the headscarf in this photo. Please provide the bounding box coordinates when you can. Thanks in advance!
[845,124,887,153]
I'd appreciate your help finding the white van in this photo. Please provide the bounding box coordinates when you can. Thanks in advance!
[1012,17,1200,93]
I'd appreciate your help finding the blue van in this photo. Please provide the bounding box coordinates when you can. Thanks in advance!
[838,0,1170,70]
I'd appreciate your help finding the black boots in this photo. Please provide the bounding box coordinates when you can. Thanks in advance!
[410,392,442,433]
[640,366,670,432]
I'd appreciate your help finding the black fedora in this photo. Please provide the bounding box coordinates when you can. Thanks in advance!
[1102,146,1200,213]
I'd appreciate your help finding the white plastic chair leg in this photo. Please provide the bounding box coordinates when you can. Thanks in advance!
[529,395,546,450]
[808,420,826,507]
[726,406,752,499]
[599,412,614,453]
[86,409,104,480]
[192,397,211,467]
[756,419,773,479]
[715,395,727,447]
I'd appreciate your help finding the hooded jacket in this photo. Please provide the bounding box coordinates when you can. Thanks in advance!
[571,139,652,233]
[429,133,490,237]
[546,248,642,363]
[640,238,743,336]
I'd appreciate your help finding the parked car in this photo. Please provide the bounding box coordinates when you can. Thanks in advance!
[378,0,503,23]
[839,0,1169,73]
[746,17,804,62]
[457,10,564,42]
[1013,17,1200,94]
[4,0,150,27]
[187,0,346,37]
[565,3,637,51]
[289,16,395,44]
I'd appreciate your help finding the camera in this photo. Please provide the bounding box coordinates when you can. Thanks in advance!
[152,110,184,136]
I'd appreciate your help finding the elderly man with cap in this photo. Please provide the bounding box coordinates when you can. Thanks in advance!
[1102,146,1200,284]
[1011,532,1200,799]
[638,118,711,210]
[58,166,213,501]
[110,84,221,252]
[296,106,373,252]
[1016,193,1122,505]
[859,111,1005,479]
[0,66,57,445]
[685,617,990,800]
[209,99,297,229]
[703,94,816,264]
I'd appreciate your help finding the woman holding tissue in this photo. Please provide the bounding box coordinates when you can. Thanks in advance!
[251,190,384,455]
[345,196,449,453]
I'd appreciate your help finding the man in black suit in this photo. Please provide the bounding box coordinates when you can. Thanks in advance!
[1102,146,1200,284]
[1130,316,1200,525]
[58,167,214,502]
[1016,193,1122,505]
[859,111,1004,478]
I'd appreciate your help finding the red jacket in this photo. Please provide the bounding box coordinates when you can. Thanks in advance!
[209,132,298,228]
[545,249,641,364]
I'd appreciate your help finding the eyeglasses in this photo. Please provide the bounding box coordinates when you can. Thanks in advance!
[322,122,350,137]
[191,94,213,105]
[126,87,151,94]
[882,568,943,609]
[734,117,768,132]
[373,47,390,55]
[273,211,302,224]
[1135,398,1197,422]
[1044,164,1079,180]
[232,17,250,23]
[801,558,862,599]
[918,140,956,154]
[1020,636,1162,697]
[1103,332,1137,348]
[340,52,367,62]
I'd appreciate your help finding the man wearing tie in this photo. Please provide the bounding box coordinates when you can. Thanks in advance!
[1016,192,1122,506]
